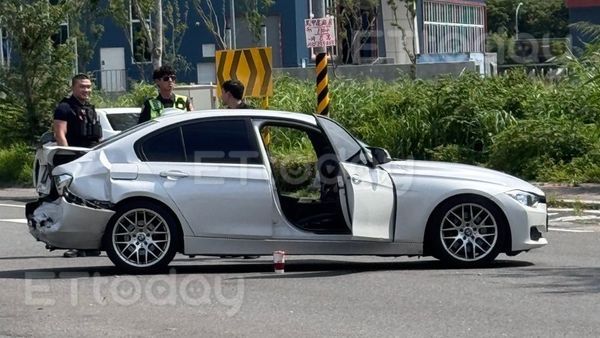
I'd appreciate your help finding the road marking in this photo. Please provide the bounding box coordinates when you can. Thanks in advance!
[0,219,27,224]
[0,203,25,208]
[550,228,594,233]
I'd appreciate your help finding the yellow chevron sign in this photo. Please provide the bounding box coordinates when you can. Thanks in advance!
[216,47,273,98]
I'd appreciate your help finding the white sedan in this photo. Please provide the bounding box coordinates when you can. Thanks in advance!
[26,110,548,272]
[96,107,140,140]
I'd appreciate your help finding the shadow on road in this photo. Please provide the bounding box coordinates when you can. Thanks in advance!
[0,258,533,280]
[490,266,600,294]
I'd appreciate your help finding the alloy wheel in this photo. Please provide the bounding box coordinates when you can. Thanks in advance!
[112,208,171,267]
[440,203,498,262]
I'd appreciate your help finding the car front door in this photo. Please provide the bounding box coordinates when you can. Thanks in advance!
[139,118,273,238]
[317,117,395,240]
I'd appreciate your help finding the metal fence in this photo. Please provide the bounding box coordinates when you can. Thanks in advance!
[92,69,127,93]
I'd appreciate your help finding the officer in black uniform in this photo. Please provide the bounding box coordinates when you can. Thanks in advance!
[138,65,193,124]
[53,73,102,258]
[53,73,102,148]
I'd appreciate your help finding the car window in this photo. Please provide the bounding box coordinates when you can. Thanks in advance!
[106,113,140,131]
[141,127,186,162]
[181,119,261,164]
[316,116,369,165]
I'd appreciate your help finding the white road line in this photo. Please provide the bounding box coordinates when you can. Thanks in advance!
[550,228,594,233]
[553,215,600,222]
[0,219,27,224]
[0,203,25,208]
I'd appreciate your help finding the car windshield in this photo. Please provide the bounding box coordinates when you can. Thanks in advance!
[106,112,140,131]
[94,120,156,149]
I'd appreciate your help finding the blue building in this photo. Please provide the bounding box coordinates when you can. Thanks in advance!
[0,0,489,90]
[91,0,313,91]
[566,0,600,52]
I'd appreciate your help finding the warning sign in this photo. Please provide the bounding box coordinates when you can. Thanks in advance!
[304,17,336,48]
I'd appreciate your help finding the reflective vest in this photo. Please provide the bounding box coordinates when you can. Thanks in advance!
[149,94,188,119]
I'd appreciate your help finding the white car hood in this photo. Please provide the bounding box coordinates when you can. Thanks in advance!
[380,160,545,196]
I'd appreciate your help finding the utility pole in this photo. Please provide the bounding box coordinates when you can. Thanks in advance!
[311,0,326,54]
[515,2,523,40]
[0,26,4,67]
[231,0,237,49]
[311,0,329,115]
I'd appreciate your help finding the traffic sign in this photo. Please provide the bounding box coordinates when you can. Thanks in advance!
[305,17,336,48]
[215,47,273,98]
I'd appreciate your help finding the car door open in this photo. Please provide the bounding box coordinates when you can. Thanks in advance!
[339,162,394,240]
[316,116,395,241]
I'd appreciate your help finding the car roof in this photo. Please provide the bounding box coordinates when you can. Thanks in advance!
[95,107,140,114]
[154,109,318,126]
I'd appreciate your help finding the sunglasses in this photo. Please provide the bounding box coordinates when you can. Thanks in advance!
[161,75,176,81]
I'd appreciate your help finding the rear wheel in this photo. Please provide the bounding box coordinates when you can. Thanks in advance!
[427,196,506,267]
[104,201,180,273]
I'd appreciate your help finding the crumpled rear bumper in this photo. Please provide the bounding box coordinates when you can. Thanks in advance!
[25,197,115,250]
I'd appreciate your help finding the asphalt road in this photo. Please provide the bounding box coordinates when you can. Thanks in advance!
[0,201,599,337]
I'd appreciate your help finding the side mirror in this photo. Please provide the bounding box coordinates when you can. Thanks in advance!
[369,147,392,165]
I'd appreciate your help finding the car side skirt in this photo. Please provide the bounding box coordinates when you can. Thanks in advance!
[183,237,422,256]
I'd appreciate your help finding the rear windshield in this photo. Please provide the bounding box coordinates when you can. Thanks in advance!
[106,112,140,131]
[94,120,156,149]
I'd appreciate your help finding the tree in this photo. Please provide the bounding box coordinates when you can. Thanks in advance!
[163,0,191,73]
[193,0,274,50]
[486,0,568,38]
[336,0,380,65]
[0,0,81,143]
[386,0,416,67]
[108,0,163,73]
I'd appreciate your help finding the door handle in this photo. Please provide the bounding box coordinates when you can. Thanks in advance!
[351,175,362,185]
[160,170,189,179]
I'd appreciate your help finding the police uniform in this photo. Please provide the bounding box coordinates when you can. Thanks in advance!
[138,94,190,123]
[53,95,102,147]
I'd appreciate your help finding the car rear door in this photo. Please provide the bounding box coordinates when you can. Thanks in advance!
[138,118,273,238]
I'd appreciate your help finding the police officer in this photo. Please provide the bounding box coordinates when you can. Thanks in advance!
[221,79,253,109]
[138,65,193,123]
[53,74,102,147]
[53,73,102,258]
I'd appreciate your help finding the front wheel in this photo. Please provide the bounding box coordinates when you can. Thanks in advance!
[104,201,180,273]
[427,196,506,267]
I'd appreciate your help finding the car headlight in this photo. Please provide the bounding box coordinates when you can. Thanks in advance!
[506,190,542,207]
[54,174,73,196]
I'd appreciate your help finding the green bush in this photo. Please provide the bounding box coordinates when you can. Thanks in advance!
[0,143,34,187]
[488,119,597,180]
[94,82,156,108]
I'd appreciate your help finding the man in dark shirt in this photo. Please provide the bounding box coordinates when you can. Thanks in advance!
[221,80,253,109]
[138,65,193,123]
[53,74,102,148]
[53,74,102,258]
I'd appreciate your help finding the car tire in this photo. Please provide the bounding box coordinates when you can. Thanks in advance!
[104,200,180,273]
[426,195,506,267]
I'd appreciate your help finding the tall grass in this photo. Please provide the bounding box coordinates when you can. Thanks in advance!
[269,70,600,183]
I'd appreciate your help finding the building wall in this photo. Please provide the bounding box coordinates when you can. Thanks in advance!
[566,0,600,52]
[88,0,305,88]
[380,0,486,65]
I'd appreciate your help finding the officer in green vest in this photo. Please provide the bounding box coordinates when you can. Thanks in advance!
[138,65,193,123]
